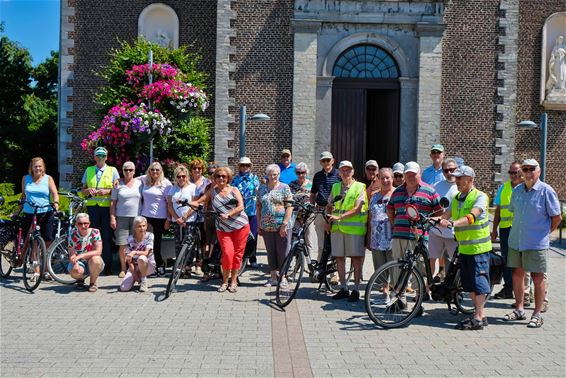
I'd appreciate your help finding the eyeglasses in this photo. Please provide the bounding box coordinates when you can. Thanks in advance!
[443,168,456,173]
[215,175,227,179]
[123,169,134,172]
[394,174,403,178]
[431,150,442,154]
[296,171,306,174]
[176,175,187,179]
[77,222,90,226]
[366,167,377,171]
[508,170,519,175]
[522,167,536,173]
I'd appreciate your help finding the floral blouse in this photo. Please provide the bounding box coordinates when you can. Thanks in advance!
[369,192,393,251]
[258,182,293,232]
[126,232,154,258]
[69,228,101,255]
[289,179,312,204]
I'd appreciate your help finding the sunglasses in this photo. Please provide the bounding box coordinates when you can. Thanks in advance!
[431,150,442,154]
[216,175,227,179]
[192,167,203,170]
[123,169,134,172]
[296,171,307,174]
[77,222,90,226]
[176,175,187,179]
[208,171,215,175]
[320,159,331,163]
[366,167,377,171]
[240,164,251,167]
[508,170,519,175]
[394,174,403,178]
[522,167,536,173]
[443,168,457,173]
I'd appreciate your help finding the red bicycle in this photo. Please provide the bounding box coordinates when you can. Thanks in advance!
[0,196,51,292]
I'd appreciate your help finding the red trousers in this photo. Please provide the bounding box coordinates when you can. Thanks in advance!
[216,224,250,270]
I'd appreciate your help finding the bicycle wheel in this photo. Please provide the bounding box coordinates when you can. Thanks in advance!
[453,269,474,315]
[275,248,305,308]
[22,236,46,292]
[324,258,354,293]
[0,240,15,278]
[165,241,192,299]
[365,260,425,328]
[46,236,76,284]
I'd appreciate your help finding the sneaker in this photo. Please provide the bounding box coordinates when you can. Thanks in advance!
[493,289,514,299]
[139,281,148,292]
[333,288,350,300]
[348,290,360,302]
[195,266,203,276]
[118,271,126,278]
[157,267,166,276]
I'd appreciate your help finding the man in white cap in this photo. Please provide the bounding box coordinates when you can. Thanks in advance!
[392,162,404,188]
[81,146,120,274]
[326,161,367,302]
[422,144,445,186]
[502,159,561,328]
[232,156,260,267]
[278,148,297,185]
[438,165,491,330]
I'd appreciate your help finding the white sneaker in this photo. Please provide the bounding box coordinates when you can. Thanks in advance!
[139,281,148,292]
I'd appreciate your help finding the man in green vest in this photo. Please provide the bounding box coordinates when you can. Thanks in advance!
[438,165,491,330]
[491,161,523,299]
[81,147,120,274]
[326,161,368,302]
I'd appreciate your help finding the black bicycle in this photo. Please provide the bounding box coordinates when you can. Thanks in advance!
[364,198,500,328]
[275,197,353,308]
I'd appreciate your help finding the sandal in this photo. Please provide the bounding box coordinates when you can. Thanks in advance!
[75,280,85,288]
[88,284,98,293]
[228,284,238,293]
[455,318,484,330]
[218,283,228,292]
[527,315,544,328]
[503,309,526,321]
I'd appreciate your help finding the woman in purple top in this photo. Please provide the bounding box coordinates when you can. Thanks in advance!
[140,162,172,276]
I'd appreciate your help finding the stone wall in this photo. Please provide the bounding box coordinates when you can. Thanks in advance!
[229,0,295,170]
[516,0,566,199]
[63,0,217,186]
[440,0,500,195]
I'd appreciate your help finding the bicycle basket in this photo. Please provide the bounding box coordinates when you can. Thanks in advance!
[0,219,17,249]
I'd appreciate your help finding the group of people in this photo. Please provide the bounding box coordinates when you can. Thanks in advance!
[13,144,562,330]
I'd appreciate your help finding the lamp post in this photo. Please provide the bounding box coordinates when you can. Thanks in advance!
[148,49,154,163]
[239,105,271,158]
[518,112,547,181]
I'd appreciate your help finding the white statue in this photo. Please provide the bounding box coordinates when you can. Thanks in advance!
[154,29,171,48]
[545,35,566,93]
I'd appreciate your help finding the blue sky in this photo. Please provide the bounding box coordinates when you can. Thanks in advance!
[0,0,60,65]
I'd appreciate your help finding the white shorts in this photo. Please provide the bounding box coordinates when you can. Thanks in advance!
[428,233,458,259]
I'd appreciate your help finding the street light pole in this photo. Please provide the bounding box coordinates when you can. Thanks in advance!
[517,112,548,182]
[239,105,271,158]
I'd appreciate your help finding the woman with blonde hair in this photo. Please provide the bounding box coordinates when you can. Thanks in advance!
[188,158,210,275]
[140,161,172,276]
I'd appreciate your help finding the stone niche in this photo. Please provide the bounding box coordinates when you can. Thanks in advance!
[138,3,179,49]
[540,12,566,110]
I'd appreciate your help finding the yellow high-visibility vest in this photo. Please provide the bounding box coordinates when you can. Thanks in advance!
[499,181,514,229]
[452,188,492,255]
[85,166,114,207]
[330,181,368,236]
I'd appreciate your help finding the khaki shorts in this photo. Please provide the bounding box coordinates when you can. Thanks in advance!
[330,232,365,257]
[115,216,135,245]
[428,233,458,260]
[507,248,547,273]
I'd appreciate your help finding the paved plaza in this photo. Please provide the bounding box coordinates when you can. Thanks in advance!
[1,239,565,378]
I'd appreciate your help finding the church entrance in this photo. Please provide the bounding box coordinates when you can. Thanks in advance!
[330,44,400,178]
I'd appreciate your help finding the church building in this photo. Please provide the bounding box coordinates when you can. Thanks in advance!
[58,1,566,197]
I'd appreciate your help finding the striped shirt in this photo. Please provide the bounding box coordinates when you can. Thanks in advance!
[211,187,249,232]
[311,168,341,206]
[386,181,442,240]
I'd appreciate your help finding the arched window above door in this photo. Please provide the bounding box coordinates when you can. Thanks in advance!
[332,44,399,79]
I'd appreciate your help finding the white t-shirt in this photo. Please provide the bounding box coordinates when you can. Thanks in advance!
[110,179,142,217]
[430,179,458,239]
[168,184,197,222]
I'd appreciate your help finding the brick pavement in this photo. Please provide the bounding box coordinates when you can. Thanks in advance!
[1,246,565,377]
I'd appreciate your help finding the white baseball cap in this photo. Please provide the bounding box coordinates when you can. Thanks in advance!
[338,160,353,169]
[404,161,420,174]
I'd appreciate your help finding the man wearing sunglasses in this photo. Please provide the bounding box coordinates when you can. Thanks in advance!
[491,161,523,300]
[392,162,405,188]
[503,159,561,329]
[422,144,445,186]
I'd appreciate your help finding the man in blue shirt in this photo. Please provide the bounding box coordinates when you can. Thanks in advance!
[278,148,297,185]
[421,144,445,186]
[503,159,561,328]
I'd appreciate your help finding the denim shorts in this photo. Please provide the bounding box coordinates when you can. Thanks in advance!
[459,252,491,295]
[67,258,105,277]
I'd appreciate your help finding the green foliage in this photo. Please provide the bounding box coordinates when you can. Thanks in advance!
[0,183,19,219]
[95,38,207,115]
[155,116,212,164]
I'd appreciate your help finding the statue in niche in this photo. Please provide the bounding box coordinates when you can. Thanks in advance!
[545,35,566,94]
[153,29,172,48]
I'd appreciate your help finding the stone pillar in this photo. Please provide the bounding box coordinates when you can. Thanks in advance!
[398,77,419,163]
[416,23,445,167]
[58,0,76,188]
[315,76,334,170]
[214,0,237,165]
[291,19,321,171]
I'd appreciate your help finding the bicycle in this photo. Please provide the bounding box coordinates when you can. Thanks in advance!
[0,197,52,292]
[45,189,87,284]
[275,197,353,308]
[364,198,497,328]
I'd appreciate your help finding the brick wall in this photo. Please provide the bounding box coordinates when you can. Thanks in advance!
[230,0,294,172]
[69,0,216,185]
[440,0,500,196]
[516,0,566,199]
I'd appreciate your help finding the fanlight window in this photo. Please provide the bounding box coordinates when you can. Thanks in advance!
[332,44,399,79]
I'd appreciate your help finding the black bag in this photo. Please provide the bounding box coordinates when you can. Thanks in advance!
[489,250,505,285]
